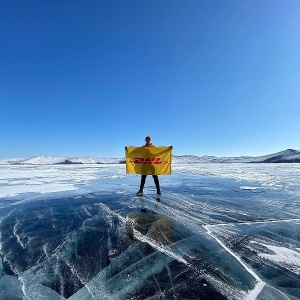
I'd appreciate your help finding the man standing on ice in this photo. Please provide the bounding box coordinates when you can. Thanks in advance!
[136,136,161,196]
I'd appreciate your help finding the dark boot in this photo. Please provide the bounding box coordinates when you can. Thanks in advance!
[153,175,161,195]
[136,189,143,196]
[137,175,146,195]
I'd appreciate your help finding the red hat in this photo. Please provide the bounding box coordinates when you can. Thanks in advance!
[145,136,151,140]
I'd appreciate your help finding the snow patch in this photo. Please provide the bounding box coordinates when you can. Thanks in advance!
[253,242,300,274]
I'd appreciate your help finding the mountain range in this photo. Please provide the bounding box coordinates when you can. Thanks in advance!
[1,149,299,165]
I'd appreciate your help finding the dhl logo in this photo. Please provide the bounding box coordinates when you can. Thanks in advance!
[129,157,168,164]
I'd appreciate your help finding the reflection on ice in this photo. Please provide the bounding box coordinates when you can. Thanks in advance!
[70,199,257,300]
[0,164,299,299]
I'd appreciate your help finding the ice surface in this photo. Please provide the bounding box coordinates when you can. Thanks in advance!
[0,275,23,300]
[0,164,299,299]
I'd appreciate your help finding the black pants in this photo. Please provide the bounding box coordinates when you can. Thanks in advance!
[140,175,160,190]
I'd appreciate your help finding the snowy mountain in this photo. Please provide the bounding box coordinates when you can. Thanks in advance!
[249,149,300,163]
[173,149,300,163]
[0,149,299,165]
[0,156,122,165]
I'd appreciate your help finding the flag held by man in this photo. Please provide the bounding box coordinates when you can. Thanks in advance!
[125,146,172,175]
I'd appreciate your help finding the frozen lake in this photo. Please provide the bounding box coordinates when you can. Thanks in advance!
[0,164,299,299]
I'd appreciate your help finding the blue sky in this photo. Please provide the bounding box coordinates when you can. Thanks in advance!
[1,0,300,158]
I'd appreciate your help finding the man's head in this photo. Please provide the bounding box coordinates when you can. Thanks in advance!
[145,136,151,145]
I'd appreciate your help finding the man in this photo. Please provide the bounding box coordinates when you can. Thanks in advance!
[136,136,161,196]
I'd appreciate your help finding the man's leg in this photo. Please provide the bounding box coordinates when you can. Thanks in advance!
[152,175,161,195]
[137,175,147,195]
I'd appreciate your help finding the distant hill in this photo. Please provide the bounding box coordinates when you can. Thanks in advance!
[172,149,300,164]
[0,156,122,165]
[0,149,299,165]
[248,149,300,163]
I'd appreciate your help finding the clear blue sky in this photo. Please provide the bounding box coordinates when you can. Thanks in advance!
[1,0,300,158]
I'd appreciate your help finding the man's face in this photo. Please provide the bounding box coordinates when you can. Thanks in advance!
[145,138,151,145]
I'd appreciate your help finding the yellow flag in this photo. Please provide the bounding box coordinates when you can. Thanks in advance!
[125,146,172,175]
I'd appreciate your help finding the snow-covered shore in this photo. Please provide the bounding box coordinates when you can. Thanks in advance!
[1,149,299,165]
